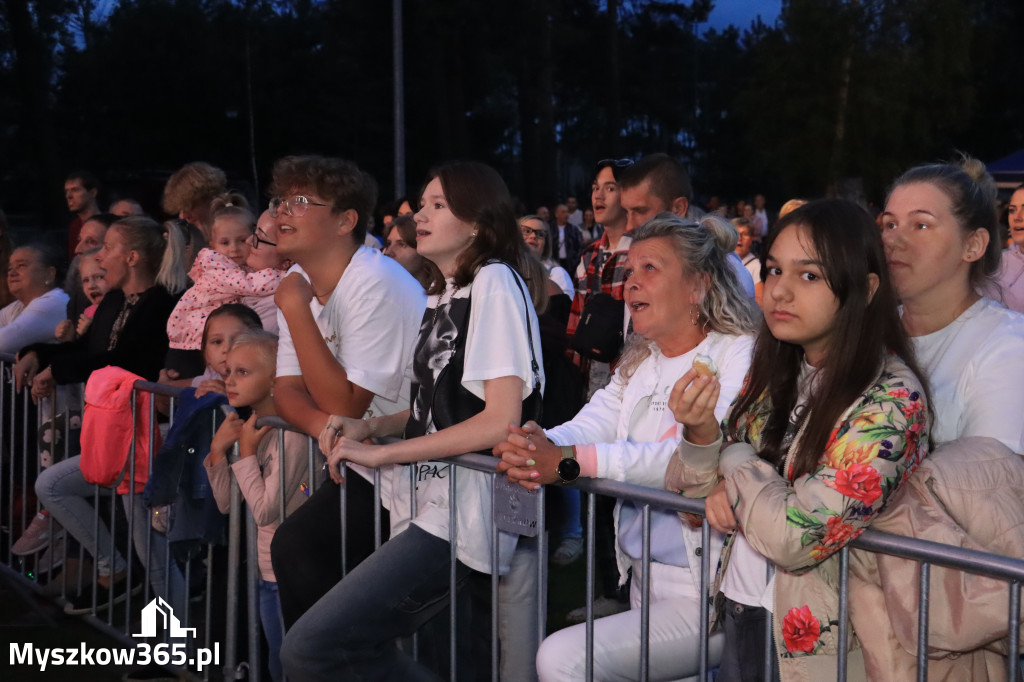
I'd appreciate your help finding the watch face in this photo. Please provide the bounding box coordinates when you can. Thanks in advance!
[557,457,581,482]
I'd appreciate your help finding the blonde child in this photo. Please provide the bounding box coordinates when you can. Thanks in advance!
[157,303,263,416]
[205,330,319,682]
[55,251,109,342]
[165,194,285,377]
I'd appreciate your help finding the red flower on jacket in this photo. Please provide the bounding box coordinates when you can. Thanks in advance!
[782,605,821,654]
[811,516,862,560]
[822,515,857,547]
[829,461,882,505]
[904,399,925,421]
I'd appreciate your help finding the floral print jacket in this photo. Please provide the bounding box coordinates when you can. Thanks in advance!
[720,352,929,681]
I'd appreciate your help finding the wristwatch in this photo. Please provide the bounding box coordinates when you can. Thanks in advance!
[556,445,580,484]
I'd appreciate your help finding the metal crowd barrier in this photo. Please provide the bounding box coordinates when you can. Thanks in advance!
[0,360,1020,681]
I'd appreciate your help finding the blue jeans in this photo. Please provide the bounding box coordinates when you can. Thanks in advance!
[258,579,285,682]
[280,524,479,682]
[552,486,582,539]
[35,455,186,612]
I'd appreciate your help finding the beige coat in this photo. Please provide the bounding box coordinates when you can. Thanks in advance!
[669,354,929,682]
[850,437,1024,681]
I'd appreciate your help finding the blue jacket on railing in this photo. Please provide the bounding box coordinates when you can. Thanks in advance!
[143,388,228,546]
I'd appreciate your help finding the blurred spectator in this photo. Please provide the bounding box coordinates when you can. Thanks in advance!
[162,162,227,240]
[549,203,583,272]
[567,195,583,227]
[108,197,145,217]
[65,171,101,262]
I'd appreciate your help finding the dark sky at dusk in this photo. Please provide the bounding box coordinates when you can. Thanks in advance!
[704,0,782,32]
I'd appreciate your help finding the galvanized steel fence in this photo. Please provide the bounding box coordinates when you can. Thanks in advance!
[0,354,1020,681]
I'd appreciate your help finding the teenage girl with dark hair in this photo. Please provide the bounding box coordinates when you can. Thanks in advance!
[280,161,544,680]
[670,200,931,681]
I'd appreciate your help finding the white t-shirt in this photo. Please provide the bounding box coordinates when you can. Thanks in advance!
[723,362,818,610]
[911,297,1024,452]
[727,252,756,298]
[387,262,544,574]
[615,344,746,567]
[545,332,753,588]
[545,262,575,298]
[0,288,70,355]
[741,253,761,285]
[276,246,426,420]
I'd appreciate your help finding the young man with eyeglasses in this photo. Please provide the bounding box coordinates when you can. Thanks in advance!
[268,155,426,628]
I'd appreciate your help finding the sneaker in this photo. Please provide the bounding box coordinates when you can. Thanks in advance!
[565,595,631,623]
[64,578,142,616]
[551,536,584,566]
[34,535,66,574]
[12,512,63,556]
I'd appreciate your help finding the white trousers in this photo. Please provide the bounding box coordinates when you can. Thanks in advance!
[537,560,723,682]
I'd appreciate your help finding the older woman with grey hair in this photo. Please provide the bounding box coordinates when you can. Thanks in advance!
[498,212,759,681]
[0,245,69,354]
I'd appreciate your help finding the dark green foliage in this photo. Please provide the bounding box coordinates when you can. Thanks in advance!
[0,0,1020,225]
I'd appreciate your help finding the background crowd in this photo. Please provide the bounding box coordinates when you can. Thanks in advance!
[0,148,1021,682]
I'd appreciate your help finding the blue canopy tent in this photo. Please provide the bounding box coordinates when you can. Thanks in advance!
[987,148,1024,189]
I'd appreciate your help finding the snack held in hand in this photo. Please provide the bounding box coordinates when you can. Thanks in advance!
[692,354,718,378]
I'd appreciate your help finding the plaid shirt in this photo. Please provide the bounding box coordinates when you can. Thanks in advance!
[566,233,632,337]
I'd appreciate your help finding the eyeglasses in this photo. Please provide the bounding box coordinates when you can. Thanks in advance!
[597,158,634,169]
[250,226,277,249]
[521,227,547,240]
[268,195,328,218]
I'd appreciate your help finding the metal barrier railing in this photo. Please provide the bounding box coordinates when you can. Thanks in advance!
[0,361,1020,681]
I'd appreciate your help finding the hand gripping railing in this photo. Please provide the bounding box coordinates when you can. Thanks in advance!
[0,369,1019,682]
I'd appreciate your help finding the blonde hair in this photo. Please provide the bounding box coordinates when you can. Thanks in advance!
[229,329,278,370]
[210,192,253,223]
[111,217,166,278]
[778,198,808,219]
[158,220,196,295]
[162,162,227,220]
[210,192,255,242]
[616,213,760,380]
[888,153,1000,290]
[518,249,550,315]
